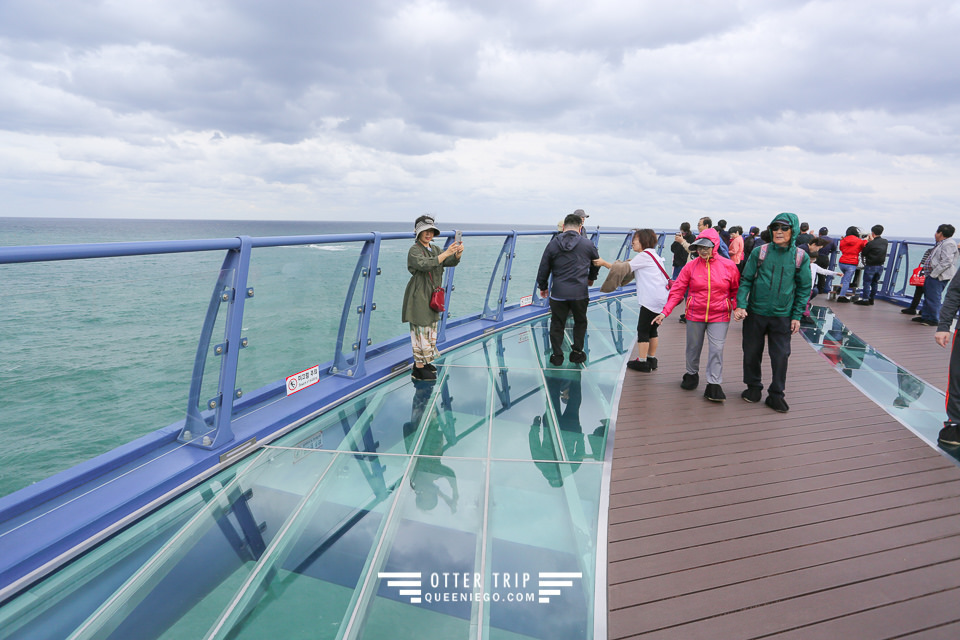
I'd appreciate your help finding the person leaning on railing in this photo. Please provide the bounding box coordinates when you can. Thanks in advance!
[402,215,463,381]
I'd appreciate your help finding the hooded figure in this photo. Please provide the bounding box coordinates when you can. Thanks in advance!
[654,227,740,401]
[734,212,812,413]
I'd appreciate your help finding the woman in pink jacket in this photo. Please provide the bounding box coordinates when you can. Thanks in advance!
[653,227,740,402]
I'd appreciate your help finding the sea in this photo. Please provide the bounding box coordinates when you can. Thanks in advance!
[0,218,930,499]
[0,217,576,498]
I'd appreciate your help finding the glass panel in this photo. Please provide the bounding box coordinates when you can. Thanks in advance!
[0,456,262,639]
[486,460,602,640]
[0,254,222,497]
[0,303,617,640]
[231,244,359,407]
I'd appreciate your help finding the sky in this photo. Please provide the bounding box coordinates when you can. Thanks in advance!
[1,0,958,235]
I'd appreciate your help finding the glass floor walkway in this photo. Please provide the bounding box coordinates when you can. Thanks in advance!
[0,298,636,640]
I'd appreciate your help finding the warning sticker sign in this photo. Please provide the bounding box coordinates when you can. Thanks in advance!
[286,365,320,396]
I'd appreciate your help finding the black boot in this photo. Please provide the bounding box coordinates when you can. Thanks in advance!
[680,373,699,390]
[704,383,726,402]
[646,356,658,370]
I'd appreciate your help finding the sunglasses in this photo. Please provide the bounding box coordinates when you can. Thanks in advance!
[770,223,792,232]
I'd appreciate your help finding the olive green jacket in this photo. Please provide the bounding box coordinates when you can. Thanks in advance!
[402,242,461,326]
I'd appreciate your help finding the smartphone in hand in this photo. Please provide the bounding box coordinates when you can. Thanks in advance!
[455,230,462,245]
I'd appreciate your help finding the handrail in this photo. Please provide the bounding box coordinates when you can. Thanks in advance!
[0,229,926,456]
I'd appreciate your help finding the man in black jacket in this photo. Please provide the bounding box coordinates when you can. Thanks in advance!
[670,222,696,279]
[855,225,889,305]
[537,211,600,365]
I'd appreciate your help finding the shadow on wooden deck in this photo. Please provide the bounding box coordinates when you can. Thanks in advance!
[607,299,960,639]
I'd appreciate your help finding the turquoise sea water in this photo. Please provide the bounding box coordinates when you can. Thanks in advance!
[0,219,930,499]
[0,218,576,498]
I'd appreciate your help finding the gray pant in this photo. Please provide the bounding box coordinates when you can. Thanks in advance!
[685,321,730,384]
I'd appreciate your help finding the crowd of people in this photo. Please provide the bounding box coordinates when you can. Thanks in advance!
[402,211,960,436]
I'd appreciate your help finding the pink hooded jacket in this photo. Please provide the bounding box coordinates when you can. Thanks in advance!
[661,228,740,322]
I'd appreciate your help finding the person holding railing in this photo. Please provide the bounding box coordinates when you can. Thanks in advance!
[594,228,669,372]
[854,225,889,306]
[402,215,463,381]
[836,226,865,302]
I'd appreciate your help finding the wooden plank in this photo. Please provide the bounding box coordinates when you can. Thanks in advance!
[606,305,960,639]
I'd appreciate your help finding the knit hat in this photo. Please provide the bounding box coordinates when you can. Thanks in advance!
[414,216,440,237]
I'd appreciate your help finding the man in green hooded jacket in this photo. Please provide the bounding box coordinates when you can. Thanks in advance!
[733,212,812,412]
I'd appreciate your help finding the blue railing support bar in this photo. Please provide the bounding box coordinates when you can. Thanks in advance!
[331,234,382,379]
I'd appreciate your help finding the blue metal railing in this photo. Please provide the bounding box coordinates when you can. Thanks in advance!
[0,230,925,455]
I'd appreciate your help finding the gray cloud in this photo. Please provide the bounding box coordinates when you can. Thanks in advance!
[0,0,958,233]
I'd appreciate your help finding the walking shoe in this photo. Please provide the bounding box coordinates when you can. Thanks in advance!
[853,299,874,306]
[918,319,938,326]
[703,383,726,402]
[938,422,960,446]
[900,307,918,315]
[569,349,587,364]
[549,353,565,366]
[646,356,658,370]
[678,314,686,324]
[911,316,926,323]
[626,358,651,372]
[411,365,436,381]
[680,373,699,390]
[765,395,789,413]
[741,386,762,403]
[836,296,850,303]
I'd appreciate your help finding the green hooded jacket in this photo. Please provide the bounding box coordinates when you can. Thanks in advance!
[735,212,812,320]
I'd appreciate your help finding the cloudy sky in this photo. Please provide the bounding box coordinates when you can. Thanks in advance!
[1,0,957,234]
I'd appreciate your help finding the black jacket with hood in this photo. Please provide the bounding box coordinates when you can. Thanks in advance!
[536,230,601,300]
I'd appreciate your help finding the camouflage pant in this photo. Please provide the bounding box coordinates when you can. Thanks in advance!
[410,322,439,365]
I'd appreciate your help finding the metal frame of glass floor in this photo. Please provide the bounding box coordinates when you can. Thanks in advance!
[0,298,637,640]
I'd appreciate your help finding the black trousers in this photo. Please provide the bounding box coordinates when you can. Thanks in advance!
[742,313,792,398]
[549,298,589,355]
[949,331,960,423]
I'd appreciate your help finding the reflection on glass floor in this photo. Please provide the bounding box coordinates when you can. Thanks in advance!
[0,297,634,640]
[801,305,956,462]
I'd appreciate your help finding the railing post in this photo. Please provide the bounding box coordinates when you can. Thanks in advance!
[481,233,518,322]
[615,231,633,262]
[880,240,905,298]
[438,235,457,343]
[331,234,381,379]
[181,236,253,449]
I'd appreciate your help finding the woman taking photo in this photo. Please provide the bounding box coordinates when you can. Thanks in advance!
[402,215,463,381]
[653,228,740,401]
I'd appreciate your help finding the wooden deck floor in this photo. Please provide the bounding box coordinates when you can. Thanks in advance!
[607,299,960,639]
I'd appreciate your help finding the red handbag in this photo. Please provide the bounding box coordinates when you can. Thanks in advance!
[908,265,925,287]
[429,283,445,312]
